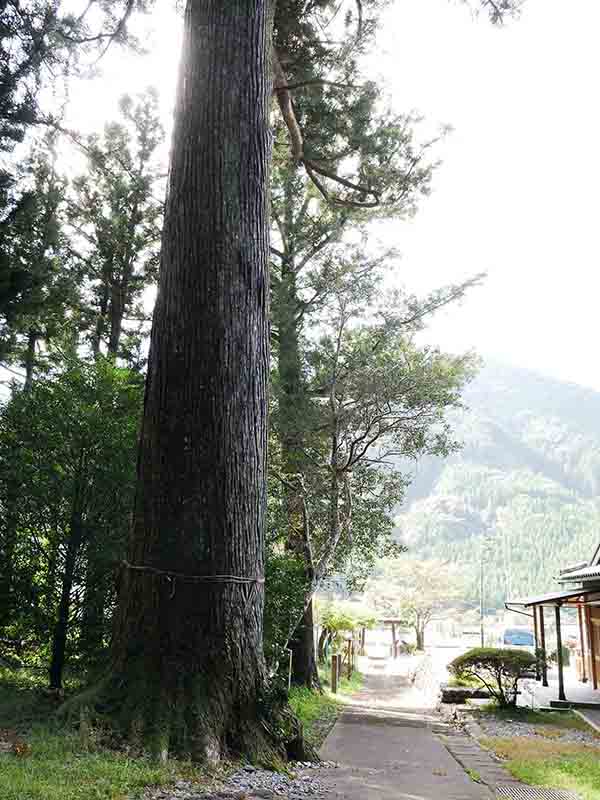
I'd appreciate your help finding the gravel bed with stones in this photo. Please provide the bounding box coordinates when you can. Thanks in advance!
[476,716,600,747]
[144,762,338,800]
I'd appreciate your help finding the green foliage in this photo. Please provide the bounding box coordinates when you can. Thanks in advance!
[69,89,164,363]
[264,553,309,667]
[449,647,537,707]
[549,645,571,667]
[287,685,339,749]
[0,140,76,369]
[367,558,464,648]
[317,599,375,656]
[0,358,142,675]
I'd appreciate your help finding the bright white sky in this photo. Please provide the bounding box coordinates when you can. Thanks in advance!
[64,0,600,390]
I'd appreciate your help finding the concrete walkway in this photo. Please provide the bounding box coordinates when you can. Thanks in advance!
[314,665,492,799]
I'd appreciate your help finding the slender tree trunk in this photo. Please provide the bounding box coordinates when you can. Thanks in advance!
[317,627,330,663]
[23,329,37,391]
[79,556,109,666]
[107,285,124,356]
[289,599,319,687]
[49,511,83,690]
[92,275,110,358]
[275,253,319,687]
[102,1,302,762]
[0,514,17,634]
[416,626,425,651]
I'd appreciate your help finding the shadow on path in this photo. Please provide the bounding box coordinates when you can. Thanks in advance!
[308,663,492,799]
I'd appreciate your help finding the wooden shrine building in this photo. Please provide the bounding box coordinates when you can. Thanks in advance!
[506,541,600,705]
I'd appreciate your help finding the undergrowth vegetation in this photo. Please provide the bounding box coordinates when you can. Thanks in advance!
[0,668,220,800]
[288,668,363,749]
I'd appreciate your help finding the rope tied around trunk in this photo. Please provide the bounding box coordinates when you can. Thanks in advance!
[121,560,265,587]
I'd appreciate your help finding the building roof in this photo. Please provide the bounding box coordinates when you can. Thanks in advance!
[506,587,600,608]
[557,564,600,583]
[559,561,588,576]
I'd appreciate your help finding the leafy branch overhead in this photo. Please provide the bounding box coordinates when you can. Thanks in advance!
[273,1,439,209]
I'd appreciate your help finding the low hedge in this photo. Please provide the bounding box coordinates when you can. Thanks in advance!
[448,647,537,707]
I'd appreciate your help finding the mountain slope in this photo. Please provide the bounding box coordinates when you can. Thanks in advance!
[394,361,600,607]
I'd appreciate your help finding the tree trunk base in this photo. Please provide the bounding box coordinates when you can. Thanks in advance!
[289,600,321,690]
[59,669,316,765]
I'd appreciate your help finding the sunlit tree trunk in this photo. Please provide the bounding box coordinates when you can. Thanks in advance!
[105,1,300,762]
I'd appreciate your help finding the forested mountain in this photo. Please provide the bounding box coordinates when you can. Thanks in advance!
[395,361,600,608]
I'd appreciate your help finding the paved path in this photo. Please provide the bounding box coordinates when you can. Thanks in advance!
[313,666,493,799]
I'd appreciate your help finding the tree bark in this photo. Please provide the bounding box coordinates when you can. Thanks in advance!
[102,1,300,763]
[275,255,319,687]
[416,626,425,651]
[107,284,124,356]
[23,329,37,391]
[49,510,83,690]
[288,598,319,687]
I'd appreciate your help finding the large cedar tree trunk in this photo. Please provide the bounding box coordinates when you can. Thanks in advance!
[101,1,300,762]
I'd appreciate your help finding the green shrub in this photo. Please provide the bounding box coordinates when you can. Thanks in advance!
[548,645,571,667]
[448,647,537,707]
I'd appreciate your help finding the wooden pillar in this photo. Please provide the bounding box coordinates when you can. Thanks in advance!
[539,606,548,687]
[533,605,540,681]
[586,606,598,690]
[347,640,352,679]
[578,604,588,683]
[555,604,566,702]
[391,622,397,659]
[331,654,339,693]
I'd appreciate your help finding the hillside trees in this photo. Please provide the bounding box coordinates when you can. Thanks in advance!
[396,362,600,609]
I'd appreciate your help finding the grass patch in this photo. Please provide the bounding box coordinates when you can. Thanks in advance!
[288,668,363,750]
[318,665,363,697]
[482,736,600,800]
[0,667,215,800]
[475,703,595,732]
[0,728,210,800]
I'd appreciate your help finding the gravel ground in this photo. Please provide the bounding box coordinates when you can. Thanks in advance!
[476,715,600,747]
[144,762,338,800]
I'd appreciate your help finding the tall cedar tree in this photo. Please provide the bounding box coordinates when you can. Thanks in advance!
[271,0,436,687]
[0,1,153,360]
[68,90,163,362]
[102,1,302,763]
[0,142,78,383]
[270,0,521,687]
